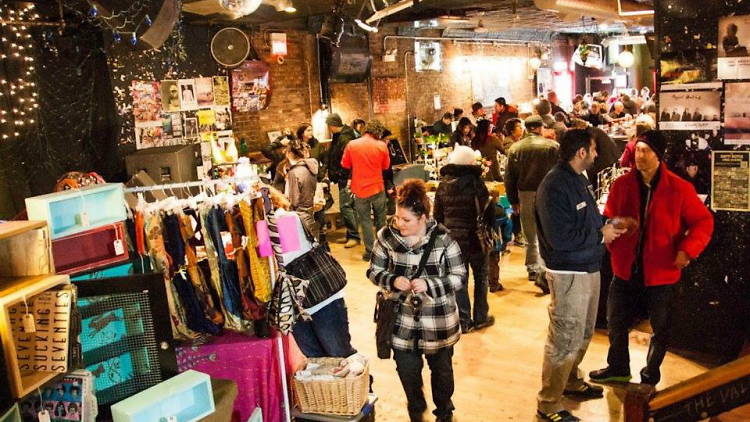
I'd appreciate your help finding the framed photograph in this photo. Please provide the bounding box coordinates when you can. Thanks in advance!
[195,77,214,107]
[658,90,721,130]
[178,79,198,110]
[724,82,750,145]
[718,15,750,79]
[159,80,181,112]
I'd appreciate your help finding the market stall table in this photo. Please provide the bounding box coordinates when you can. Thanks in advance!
[177,332,284,422]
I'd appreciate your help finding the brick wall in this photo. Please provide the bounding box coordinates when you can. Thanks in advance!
[235,30,321,151]
[325,27,536,152]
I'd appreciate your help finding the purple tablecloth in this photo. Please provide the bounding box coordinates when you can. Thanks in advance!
[177,333,283,422]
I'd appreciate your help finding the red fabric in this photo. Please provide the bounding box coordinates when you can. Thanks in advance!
[341,134,390,198]
[604,163,714,286]
[619,139,636,168]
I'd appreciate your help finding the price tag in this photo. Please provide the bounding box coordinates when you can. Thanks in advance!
[77,211,90,227]
[113,239,125,255]
[38,410,51,422]
[22,313,36,333]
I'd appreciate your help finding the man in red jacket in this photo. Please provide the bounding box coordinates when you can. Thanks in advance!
[590,130,714,386]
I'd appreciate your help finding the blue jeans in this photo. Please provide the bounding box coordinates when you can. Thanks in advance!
[338,184,360,240]
[354,191,388,254]
[292,298,357,358]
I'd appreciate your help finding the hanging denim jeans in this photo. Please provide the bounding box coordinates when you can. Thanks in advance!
[163,213,222,336]
[201,206,248,332]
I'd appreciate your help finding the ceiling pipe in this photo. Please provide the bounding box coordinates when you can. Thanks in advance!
[533,0,653,22]
[383,35,538,52]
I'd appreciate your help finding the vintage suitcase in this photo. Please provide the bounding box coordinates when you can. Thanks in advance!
[52,222,129,275]
[25,183,127,239]
[125,144,197,184]
[111,370,214,422]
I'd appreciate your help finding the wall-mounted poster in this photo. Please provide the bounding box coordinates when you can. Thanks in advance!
[711,151,750,211]
[724,82,750,145]
[195,77,214,107]
[160,80,181,112]
[178,79,198,110]
[214,106,232,130]
[184,117,198,140]
[660,50,713,85]
[130,81,161,124]
[196,108,216,133]
[212,76,230,106]
[658,89,721,130]
[135,123,165,149]
[664,130,719,197]
[231,60,271,112]
[718,15,750,79]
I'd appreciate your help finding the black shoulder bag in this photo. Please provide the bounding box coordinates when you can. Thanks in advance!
[373,229,439,359]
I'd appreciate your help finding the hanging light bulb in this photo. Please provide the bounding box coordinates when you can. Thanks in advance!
[144,14,152,26]
[89,5,98,17]
[130,32,137,45]
[618,51,635,67]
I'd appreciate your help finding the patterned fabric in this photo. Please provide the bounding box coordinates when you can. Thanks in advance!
[268,271,310,335]
[239,199,272,303]
[144,213,201,341]
[367,221,465,354]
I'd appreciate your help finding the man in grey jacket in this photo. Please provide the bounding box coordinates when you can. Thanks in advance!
[504,115,558,293]
[535,129,625,422]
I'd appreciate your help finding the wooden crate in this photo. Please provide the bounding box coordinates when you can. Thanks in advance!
[25,183,127,239]
[0,274,71,398]
[0,221,54,277]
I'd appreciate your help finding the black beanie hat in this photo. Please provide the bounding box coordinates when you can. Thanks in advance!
[637,130,666,160]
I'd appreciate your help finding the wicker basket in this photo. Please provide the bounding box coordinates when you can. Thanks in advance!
[293,357,369,416]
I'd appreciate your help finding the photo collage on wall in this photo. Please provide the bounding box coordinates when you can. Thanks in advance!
[130,76,233,151]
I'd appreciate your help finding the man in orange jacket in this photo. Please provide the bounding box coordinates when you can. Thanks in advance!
[590,130,714,386]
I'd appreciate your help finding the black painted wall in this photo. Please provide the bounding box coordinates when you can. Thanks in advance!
[656,0,750,360]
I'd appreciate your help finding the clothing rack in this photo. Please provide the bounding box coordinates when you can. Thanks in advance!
[123,176,261,194]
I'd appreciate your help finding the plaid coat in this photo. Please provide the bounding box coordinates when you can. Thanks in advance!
[367,221,465,354]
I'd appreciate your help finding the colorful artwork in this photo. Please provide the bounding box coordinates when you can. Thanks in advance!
[213,76,230,106]
[197,108,216,133]
[131,81,162,124]
[18,372,93,422]
[214,106,232,130]
[231,60,271,112]
[178,79,198,110]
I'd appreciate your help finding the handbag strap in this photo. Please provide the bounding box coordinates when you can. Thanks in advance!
[414,227,439,278]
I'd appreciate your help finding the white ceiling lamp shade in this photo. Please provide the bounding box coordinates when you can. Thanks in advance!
[617,50,635,67]
[183,0,262,19]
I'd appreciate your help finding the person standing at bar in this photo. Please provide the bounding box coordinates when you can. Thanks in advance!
[535,129,626,422]
[590,130,714,386]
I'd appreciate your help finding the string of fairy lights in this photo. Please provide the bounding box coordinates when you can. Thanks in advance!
[0,3,39,140]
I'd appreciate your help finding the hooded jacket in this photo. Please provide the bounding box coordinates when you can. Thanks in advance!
[367,221,465,353]
[434,164,494,256]
[604,163,714,286]
[286,158,318,211]
[327,125,357,185]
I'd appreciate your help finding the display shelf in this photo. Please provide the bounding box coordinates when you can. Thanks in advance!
[0,221,54,278]
[111,370,215,422]
[25,183,127,239]
[0,274,71,398]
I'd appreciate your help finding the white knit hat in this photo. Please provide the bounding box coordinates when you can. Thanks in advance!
[447,145,479,165]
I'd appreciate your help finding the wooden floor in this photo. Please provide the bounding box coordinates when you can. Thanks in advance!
[327,234,711,422]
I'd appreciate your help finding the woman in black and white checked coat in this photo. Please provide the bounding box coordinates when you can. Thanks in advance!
[367,179,466,422]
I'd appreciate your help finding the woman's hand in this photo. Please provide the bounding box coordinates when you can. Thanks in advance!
[411,278,428,293]
[394,276,412,292]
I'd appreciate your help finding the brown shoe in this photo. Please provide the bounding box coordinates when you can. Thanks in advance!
[344,238,361,248]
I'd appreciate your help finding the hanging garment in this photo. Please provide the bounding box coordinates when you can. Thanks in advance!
[226,208,266,321]
[179,211,225,328]
[163,213,222,335]
[200,205,248,332]
[144,213,201,341]
[239,198,272,303]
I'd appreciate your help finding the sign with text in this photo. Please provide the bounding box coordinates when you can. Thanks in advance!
[711,151,750,212]
[9,288,72,374]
